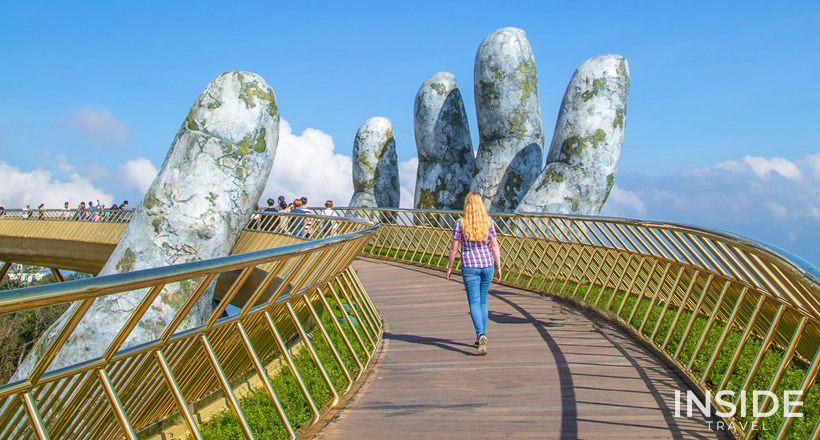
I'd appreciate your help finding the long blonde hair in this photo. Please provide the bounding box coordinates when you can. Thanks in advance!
[461,193,490,241]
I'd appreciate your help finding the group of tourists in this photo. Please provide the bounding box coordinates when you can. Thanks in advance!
[0,200,131,222]
[251,195,340,238]
[258,195,336,217]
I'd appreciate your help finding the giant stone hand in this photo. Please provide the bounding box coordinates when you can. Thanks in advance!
[349,117,400,209]
[12,71,279,381]
[517,55,630,214]
[413,72,474,210]
[470,27,544,213]
[412,28,629,216]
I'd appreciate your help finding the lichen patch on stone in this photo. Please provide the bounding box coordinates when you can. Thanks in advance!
[116,247,136,272]
[186,112,199,131]
[581,77,608,102]
[430,83,447,96]
[613,109,625,129]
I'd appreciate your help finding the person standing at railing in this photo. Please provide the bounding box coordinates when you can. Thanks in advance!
[300,196,315,237]
[61,202,73,220]
[249,203,261,229]
[76,201,88,221]
[118,200,130,223]
[290,198,309,237]
[89,200,103,222]
[320,200,340,236]
[445,192,503,356]
[261,197,283,231]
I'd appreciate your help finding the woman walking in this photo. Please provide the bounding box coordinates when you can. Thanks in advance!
[445,193,502,355]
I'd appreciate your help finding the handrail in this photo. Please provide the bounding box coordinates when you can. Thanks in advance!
[4,206,820,438]
[0,209,134,223]
[338,207,820,440]
[0,209,363,273]
[337,206,820,288]
[0,211,383,440]
[0,221,376,315]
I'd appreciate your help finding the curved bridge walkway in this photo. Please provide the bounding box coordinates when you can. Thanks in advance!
[313,259,728,440]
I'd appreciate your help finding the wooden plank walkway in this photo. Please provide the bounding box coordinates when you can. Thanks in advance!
[314,258,729,440]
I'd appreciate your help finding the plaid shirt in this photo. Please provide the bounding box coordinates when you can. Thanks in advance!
[452,218,497,268]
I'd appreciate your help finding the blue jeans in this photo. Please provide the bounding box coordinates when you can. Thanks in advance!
[461,266,494,337]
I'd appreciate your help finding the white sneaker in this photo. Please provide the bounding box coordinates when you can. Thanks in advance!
[477,335,488,356]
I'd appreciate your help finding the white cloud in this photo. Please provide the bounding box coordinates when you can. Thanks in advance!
[0,119,363,212]
[262,119,353,208]
[260,119,420,210]
[613,153,820,266]
[744,156,802,180]
[706,155,802,180]
[67,106,130,146]
[118,158,158,194]
[398,158,418,208]
[600,184,646,218]
[0,161,114,209]
[803,154,820,181]
[709,159,747,174]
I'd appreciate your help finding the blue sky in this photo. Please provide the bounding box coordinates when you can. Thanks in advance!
[1,1,819,266]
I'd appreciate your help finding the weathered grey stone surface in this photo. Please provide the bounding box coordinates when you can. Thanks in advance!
[517,55,630,215]
[13,71,279,381]
[471,27,543,212]
[413,72,474,210]
[349,117,399,209]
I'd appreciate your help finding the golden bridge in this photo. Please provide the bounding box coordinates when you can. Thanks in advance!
[0,208,819,439]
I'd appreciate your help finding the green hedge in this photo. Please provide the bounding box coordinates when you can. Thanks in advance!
[194,293,369,439]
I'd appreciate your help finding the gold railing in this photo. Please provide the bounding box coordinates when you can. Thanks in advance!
[0,210,356,275]
[5,207,820,439]
[336,207,820,440]
[0,208,134,224]
[0,210,131,275]
[0,211,382,439]
[0,210,130,242]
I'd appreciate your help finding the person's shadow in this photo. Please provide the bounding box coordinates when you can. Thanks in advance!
[489,309,556,327]
[383,332,477,356]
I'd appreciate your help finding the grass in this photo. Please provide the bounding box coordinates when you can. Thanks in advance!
[189,292,372,440]
[362,244,820,439]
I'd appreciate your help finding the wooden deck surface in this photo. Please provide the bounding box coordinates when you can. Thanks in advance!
[314,258,730,440]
